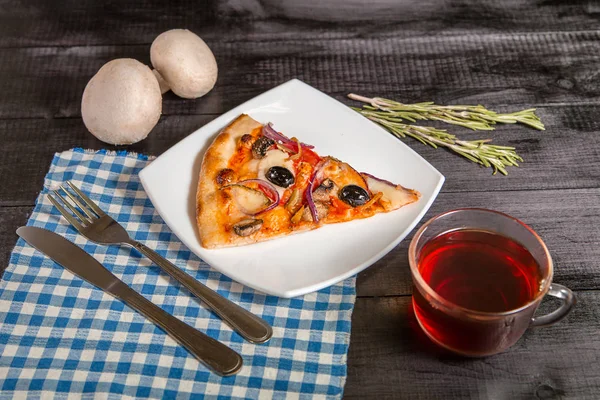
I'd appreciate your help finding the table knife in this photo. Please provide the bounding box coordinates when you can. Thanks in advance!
[16,226,243,376]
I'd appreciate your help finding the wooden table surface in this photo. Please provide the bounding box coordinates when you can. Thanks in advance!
[1,0,599,398]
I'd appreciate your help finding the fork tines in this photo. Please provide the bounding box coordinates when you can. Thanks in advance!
[48,181,106,231]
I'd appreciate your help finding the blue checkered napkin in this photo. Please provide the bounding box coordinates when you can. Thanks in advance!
[0,148,357,399]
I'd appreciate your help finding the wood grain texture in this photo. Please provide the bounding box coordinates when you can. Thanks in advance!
[1,30,600,119]
[1,104,599,205]
[0,207,29,268]
[0,0,599,48]
[0,115,216,206]
[0,0,599,397]
[356,188,600,297]
[345,292,600,399]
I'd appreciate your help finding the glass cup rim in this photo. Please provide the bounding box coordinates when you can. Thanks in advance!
[408,208,554,318]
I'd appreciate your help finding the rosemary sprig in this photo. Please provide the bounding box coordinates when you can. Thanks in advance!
[356,110,523,175]
[348,93,545,131]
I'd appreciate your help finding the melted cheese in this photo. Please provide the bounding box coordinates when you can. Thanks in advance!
[364,175,420,211]
[257,149,295,196]
[238,159,260,180]
[320,157,367,190]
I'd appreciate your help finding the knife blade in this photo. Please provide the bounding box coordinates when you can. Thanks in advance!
[16,226,242,376]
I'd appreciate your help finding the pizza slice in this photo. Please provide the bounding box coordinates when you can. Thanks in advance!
[196,114,420,248]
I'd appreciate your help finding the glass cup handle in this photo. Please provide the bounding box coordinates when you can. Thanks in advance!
[530,283,576,328]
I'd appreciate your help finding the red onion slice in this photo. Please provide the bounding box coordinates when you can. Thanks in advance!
[360,172,397,188]
[235,179,280,214]
[305,161,326,222]
[262,123,315,153]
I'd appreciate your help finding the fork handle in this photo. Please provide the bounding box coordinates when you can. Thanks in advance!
[127,240,273,344]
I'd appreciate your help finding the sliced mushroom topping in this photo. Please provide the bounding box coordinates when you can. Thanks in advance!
[252,136,275,159]
[215,168,235,186]
[312,178,337,202]
[233,219,263,236]
[302,201,330,221]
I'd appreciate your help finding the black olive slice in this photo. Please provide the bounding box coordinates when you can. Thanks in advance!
[339,185,370,207]
[266,166,295,188]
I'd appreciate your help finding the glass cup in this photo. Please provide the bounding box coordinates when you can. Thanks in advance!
[408,208,575,357]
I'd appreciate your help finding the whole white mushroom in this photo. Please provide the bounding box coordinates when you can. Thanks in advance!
[81,58,162,145]
[150,29,218,99]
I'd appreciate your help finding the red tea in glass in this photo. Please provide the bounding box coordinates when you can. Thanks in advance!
[409,209,575,356]
[419,229,542,312]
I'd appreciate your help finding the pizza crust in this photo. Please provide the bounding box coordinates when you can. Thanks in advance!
[196,114,312,248]
[196,114,262,248]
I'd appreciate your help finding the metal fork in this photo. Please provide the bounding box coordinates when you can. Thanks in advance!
[48,181,272,344]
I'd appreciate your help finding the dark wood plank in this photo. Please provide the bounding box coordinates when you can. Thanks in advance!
[2,30,600,119]
[1,0,599,48]
[0,207,29,270]
[0,115,216,206]
[346,292,600,399]
[1,104,599,205]
[0,1,598,399]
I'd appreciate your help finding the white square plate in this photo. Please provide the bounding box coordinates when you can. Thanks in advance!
[139,79,444,298]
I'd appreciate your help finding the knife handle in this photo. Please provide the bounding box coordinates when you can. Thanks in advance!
[114,281,243,376]
[128,240,272,344]
[16,226,242,376]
